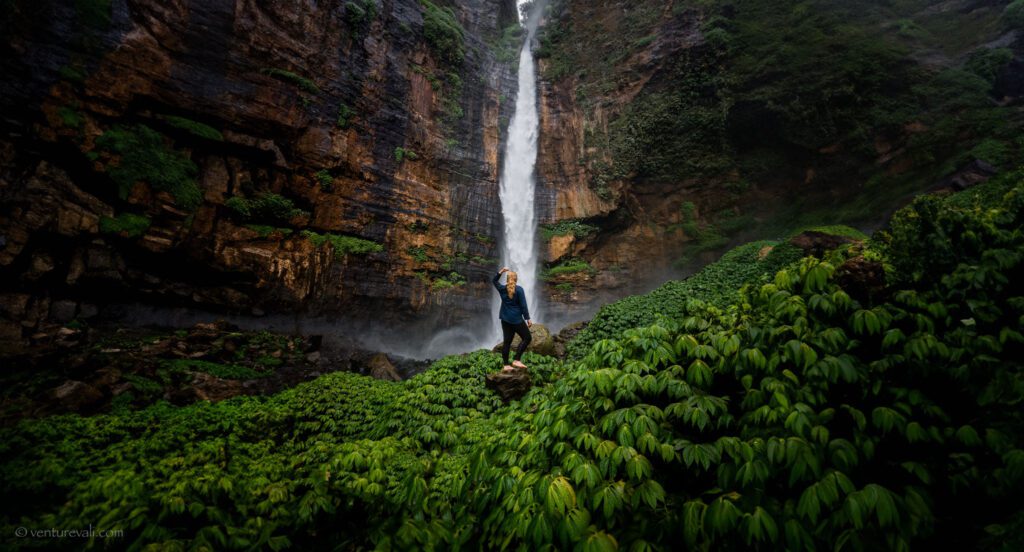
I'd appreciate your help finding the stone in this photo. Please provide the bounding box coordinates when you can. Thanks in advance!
[50,380,104,412]
[368,353,401,381]
[305,351,322,364]
[91,367,123,389]
[788,231,859,258]
[492,323,556,357]
[50,300,78,322]
[0,293,30,319]
[0,320,24,339]
[486,366,532,402]
[26,251,55,279]
[188,372,246,403]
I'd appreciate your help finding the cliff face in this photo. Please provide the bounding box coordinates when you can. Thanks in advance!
[0,0,520,353]
[532,0,1024,317]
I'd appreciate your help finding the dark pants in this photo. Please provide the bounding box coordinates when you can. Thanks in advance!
[500,320,532,365]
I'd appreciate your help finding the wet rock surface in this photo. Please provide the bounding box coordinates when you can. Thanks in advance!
[0,0,519,341]
[485,366,532,402]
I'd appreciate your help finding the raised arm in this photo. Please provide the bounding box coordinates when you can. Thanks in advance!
[493,267,509,292]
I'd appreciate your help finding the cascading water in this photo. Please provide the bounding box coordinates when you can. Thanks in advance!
[492,8,543,341]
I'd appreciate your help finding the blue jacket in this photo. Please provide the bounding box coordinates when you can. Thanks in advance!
[493,271,530,324]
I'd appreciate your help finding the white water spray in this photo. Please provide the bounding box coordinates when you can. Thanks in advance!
[492,13,542,339]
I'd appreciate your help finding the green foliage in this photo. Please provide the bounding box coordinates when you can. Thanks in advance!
[790,225,869,240]
[336,103,354,128]
[885,170,1024,290]
[540,220,598,241]
[261,67,321,94]
[58,107,84,129]
[99,213,151,238]
[301,230,383,256]
[245,224,294,239]
[966,48,1013,86]
[314,169,333,191]
[95,124,201,209]
[407,246,428,263]
[555,282,574,293]
[431,272,467,290]
[407,220,429,234]
[225,193,307,224]
[394,147,418,162]
[161,115,224,141]
[2,181,1024,550]
[344,0,377,30]
[492,23,524,65]
[421,1,465,66]
[58,64,86,83]
[75,0,111,29]
[567,240,803,359]
[542,259,594,280]
[545,0,1022,242]
[1004,0,1024,29]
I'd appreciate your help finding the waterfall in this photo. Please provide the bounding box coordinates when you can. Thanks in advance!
[493,16,542,339]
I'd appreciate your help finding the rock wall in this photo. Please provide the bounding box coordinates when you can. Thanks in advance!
[531,0,1024,320]
[0,0,520,353]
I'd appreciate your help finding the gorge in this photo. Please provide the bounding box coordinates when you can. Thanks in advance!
[1,0,1024,550]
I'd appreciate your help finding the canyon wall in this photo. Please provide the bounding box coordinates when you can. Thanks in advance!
[532,0,1024,318]
[0,0,520,353]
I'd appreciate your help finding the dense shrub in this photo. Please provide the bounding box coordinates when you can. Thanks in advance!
[260,68,321,94]
[421,1,465,65]
[301,230,384,256]
[566,240,804,359]
[541,258,594,280]
[161,115,223,141]
[98,213,151,238]
[2,181,1022,550]
[540,220,598,241]
[95,124,201,209]
[225,193,307,224]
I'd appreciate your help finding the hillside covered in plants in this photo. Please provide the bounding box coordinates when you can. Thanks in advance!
[3,173,1023,549]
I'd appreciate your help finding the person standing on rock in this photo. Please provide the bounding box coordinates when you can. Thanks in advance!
[493,267,532,372]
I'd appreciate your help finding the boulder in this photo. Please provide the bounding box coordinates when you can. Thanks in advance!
[49,380,104,412]
[486,366,532,402]
[50,300,78,322]
[368,353,401,381]
[183,372,246,403]
[492,323,557,357]
[788,231,859,258]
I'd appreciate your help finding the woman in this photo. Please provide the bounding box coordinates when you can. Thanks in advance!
[493,266,532,371]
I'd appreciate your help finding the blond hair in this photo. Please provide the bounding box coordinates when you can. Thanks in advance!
[506,271,517,299]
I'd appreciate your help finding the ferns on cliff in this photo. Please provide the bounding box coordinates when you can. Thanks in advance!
[421,1,465,66]
[95,124,201,210]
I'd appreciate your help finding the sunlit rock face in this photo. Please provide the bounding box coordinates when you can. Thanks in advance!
[0,0,520,352]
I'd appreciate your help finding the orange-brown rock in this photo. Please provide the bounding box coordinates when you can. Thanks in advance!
[0,0,520,341]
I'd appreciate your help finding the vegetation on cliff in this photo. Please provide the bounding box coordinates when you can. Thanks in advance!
[2,173,1022,549]
[537,0,1023,238]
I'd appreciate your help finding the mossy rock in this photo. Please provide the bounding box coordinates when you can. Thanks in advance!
[492,323,557,358]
